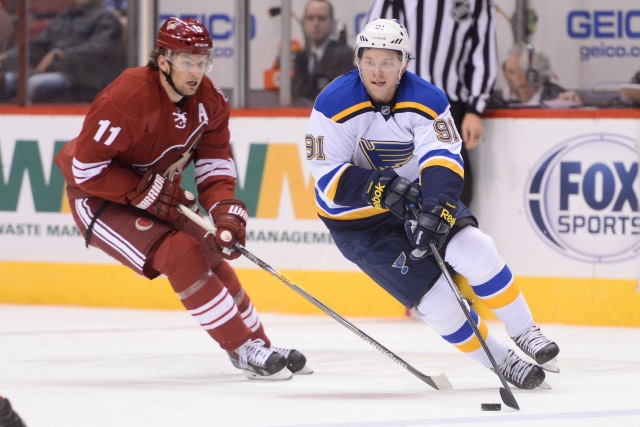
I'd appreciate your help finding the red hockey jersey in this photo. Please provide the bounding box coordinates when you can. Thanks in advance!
[55,66,236,214]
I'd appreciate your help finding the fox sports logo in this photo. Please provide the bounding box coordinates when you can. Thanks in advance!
[525,133,640,263]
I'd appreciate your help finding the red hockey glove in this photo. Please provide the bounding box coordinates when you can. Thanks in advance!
[127,171,196,223]
[209,199,248,260]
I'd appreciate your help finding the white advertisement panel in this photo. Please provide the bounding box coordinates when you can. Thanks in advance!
[471,117,640,280]
[1,114,639,281]
[0,115,354,271]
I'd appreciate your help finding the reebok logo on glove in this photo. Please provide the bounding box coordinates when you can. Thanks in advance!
[440,208,456,227]
[371,182,386,209]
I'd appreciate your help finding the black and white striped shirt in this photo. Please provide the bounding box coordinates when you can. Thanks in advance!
[366,0,498,114]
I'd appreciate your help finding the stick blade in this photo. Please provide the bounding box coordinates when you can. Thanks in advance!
[417,371,453,391]
[499,387,520,410]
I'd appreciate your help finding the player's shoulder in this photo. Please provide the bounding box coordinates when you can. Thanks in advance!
[196,76,231,113]
[395,72,450,119]
[99,67,163,118]
[313,69,374,123]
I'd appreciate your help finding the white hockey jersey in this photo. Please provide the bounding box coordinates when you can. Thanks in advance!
[306,69,464,230]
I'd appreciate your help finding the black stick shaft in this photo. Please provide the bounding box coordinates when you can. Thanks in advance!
[236,243,452,391]
[428,240,520,410]
[176,205,451,391]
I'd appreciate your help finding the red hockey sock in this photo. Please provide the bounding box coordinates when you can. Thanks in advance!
[151,232,251,350]
[214,260,270,347]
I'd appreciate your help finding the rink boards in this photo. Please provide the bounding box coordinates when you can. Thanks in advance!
[0,109,638,326]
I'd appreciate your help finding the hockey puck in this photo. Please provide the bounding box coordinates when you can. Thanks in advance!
[481,403,502,411]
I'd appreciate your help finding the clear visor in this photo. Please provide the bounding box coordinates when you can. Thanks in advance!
[357,56,404,72]
[165,50,214,73]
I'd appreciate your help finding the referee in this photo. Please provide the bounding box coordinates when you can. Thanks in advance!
[366,0,498,207]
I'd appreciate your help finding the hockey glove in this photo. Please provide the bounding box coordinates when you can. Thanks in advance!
[362,168,421,220]
[209,199,248,260]
[127,170,196,223]
[405,195,458,260]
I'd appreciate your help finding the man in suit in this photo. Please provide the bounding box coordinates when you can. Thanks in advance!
[292,0,354,105]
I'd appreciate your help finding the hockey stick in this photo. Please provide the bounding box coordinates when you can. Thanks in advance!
[177,204,452,391]
[428,240,520,410]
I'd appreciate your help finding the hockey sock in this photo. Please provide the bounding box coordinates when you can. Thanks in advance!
[151,232,251,350]
[417,274,509,369]
[214,260,271,347]
[446,226,535,337]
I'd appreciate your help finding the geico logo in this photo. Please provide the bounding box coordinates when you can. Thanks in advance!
[159,14,257,40]
[568,10,640,39]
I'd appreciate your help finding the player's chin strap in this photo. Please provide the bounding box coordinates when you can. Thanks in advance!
[162,65,188,98]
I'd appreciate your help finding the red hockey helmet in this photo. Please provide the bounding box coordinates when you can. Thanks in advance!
[156,17,213,55]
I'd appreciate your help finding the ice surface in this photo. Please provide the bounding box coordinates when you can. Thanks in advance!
[0,304,639,426]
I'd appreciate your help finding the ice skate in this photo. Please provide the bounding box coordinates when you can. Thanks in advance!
[227,339,292,380]
[495,349,546,390]
[270,346,314,374]
[512,325,560,373]
[0,396,26,427]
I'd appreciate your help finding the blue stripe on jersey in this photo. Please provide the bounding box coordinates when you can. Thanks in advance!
[472,265,513,298]
[315,188,355,216]
[317,163,345,192]
[394,102,439,120]
[419,148,464,178]
[441,309,480,344]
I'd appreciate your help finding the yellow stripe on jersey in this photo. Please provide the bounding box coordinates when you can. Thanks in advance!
[331,101,374,122]
[323,164,350,200]
[420,158,465,179]
[395,101,439,119]
[454,318,489,353]
[316,204,386,220]
[476,282,522,310]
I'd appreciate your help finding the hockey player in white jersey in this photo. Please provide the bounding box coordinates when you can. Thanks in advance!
[305,18,559,390]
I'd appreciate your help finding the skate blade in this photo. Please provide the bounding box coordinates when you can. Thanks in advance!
[536,380,552,390]
[244,369,293,381]
[540,358,559,373]
[293,365,314,375]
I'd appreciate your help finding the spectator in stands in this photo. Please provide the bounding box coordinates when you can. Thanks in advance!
[0,0,123,103]
[0,1,13,53]
[495,42,582,107]
[292,0,354,105]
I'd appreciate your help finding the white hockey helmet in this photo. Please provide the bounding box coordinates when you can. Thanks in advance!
[355,18,412,62]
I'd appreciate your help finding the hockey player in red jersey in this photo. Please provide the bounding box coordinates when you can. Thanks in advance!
[54,17,312,380]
